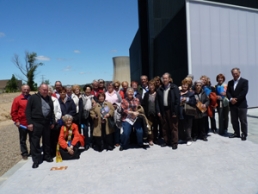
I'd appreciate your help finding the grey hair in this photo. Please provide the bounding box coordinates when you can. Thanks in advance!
[231,67,240,73]
[66,85,72,89]
[62,114,73,122]
[194,80,203,86]
[186,74,194,80]
[48,85,54,92]
[126,87,134,93]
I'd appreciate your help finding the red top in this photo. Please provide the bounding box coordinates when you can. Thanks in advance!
[11,94,29,126]
[91,89,99,98]
[119,90,126,99]
[58,123,81,149]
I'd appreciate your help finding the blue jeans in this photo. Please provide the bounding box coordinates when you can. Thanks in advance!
[121,119,143,148]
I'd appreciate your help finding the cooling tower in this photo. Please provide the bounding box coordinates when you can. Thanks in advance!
[112,56,131,83]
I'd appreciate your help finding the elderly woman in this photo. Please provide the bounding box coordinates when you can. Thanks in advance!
[58,87,76,118]
[90,92,114,152]
[48,86,62,157]
[215,74,229,135]
[192,80,210,141]
[131,81,142,102]
[71,85,81,126]
[200,75,217,134]
[120,87,146,151]
[105,83,122,146]
[79,84,95,150]
[58,114,82,160]
[105,82,122,104]
[141,80,158,146]
[113,81,121,92]
[178,79,196,146]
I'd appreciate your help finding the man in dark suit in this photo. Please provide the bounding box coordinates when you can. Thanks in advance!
[226,68,248,141]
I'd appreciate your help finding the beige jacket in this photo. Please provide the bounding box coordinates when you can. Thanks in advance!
[90,101,114,137]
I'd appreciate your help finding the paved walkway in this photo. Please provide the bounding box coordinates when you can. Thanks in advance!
[0,109,258,194]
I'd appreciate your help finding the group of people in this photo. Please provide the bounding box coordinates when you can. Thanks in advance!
[10,67,249,169]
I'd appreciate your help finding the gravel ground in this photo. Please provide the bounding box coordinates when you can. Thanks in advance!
[0,123,24,177]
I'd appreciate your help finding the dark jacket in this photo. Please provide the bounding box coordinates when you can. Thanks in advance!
[155,83,180,117]
[194,90,210,118]
[226,77,248,108]
[26,93,55,125]
[179,91,196,119]
[59,97,76,117]
[141,91,156,117]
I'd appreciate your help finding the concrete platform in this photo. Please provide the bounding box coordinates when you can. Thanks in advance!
[0,109,258,194]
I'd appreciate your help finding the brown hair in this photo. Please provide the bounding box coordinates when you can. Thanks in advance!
[97,92,106,100]
[148,79,156,87]
[181,79,191,90]
[130,81,138,87]
[216,74,226,82]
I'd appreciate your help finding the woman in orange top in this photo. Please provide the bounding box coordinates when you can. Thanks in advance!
[58,114,83,160]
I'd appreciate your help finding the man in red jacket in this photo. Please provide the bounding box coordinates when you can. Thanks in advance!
[11,85,31,160]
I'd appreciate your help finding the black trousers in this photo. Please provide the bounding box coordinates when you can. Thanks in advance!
[18,127,32,156]
[230,106,248,136]
[193,117,206,139]
[60,143,80,160]
[30,121,51,163]
[50,124,61,157]
[179,118,193,141]
[94,123,113,151]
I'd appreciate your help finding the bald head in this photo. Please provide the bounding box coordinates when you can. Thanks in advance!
[21,85,30,96]
[39,84,49,97]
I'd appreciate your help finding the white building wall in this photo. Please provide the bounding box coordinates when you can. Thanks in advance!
[186,0,258,107]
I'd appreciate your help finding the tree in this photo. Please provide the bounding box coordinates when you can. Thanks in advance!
[5,74,19,93]
[43,79,50,85]
[13,51,43,91]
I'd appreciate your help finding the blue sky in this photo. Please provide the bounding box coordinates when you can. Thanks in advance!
[0,0,138,86]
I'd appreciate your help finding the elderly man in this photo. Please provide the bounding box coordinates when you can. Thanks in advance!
[54,81,62,98]
[138,75,149,99]
[26,84,55,168]
[227,68,249,141]
[91,80,99,98]
[11,85,31,160]
[156,73,180,150]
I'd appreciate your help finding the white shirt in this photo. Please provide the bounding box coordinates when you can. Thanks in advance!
[71,93,80,113]
[233,77,241,90]
[51,96,62,121]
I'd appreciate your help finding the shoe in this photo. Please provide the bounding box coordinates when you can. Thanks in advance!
[106,146,114,151]
[160,143,167,147]
[119,146,123,151]
[115,144,120,147]
[186,141,192,146]
[192,137,197,142]
[149,141,154,146]
[32,162,39,169]
[241,134,247,141]
[212,129,217,134]
[202,137,208,141]
[22,155,28,160]
[229,133,240,138]
[44,158,53,162]
[172,145,178,150]
[85,145,90,151]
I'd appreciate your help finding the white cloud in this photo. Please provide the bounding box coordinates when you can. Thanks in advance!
[36,55,50,61]
[0,32,6,38]
[74,50,81,54]
[79,72,85,74]
[110,49,117,53]
[63,66,72,71]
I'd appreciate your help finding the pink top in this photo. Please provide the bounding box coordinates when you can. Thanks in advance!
[105,91,119,104]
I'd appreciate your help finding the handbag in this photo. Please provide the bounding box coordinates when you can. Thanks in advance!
[184,103,197,116]
[107,117,115,129]
[196,101,207,113]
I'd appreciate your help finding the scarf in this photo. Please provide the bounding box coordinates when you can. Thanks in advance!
[82,94,93,111]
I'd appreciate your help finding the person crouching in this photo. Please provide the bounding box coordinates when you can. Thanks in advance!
[58,114,83,160]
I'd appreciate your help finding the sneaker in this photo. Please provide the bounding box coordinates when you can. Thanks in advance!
[186,141,192,146]
[79,146,85,150]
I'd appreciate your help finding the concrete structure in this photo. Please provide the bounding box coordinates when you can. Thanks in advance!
[130,0,258,107]
[112,56,131,84]
[1,108,258,193]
